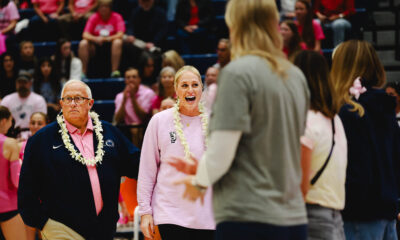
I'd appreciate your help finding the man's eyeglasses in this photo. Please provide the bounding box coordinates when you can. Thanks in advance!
[61,96,91,104]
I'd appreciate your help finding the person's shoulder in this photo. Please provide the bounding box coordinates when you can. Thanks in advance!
[312,19,322,27]
[111,12,124,20]
[114,91,124,101]
[4,137,18,149]
[1,92,18,103]
[139,85,156,96]
[30,92,46,102]
[7,0,18,9]
[88,12,100,20]
[71,57,82,64]
[151,108,173,122]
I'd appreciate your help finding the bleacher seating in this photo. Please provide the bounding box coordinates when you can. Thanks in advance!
[92,100,115,122]
[83,78,125,100]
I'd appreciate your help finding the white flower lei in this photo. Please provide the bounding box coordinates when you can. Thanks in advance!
[56,111,105,166]
[173,99,209,164]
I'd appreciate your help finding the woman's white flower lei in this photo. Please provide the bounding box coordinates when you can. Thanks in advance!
[173,99,209,164]
[56,111,105,166]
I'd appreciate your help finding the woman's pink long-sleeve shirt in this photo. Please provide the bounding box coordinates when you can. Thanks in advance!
[137,108,215,230]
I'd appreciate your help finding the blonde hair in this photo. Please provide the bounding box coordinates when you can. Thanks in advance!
[174,66,202,89]
[331,40,386,116]
[162,50,185,72]
[225,0,288,76]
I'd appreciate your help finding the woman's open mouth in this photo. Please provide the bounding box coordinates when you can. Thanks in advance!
[185,96,196,102]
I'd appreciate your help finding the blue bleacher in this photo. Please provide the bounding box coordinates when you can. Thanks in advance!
[83,78,125,100]
[92,100,115,122]
[33,41,80,58]
[182,53,217,74]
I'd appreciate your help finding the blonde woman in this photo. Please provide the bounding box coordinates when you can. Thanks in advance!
[161,50,185,72]
[137,66,215,240]
[151,67,176,115]
[331,40,400,239]
[172,0,310,239]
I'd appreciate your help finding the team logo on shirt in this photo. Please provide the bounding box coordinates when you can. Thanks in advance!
[169,132,177,143]
[105,139,115,147]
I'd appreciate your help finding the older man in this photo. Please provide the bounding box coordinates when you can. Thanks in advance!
[213,38,231,69]
[18,80,140,240]
[203,66,219,111]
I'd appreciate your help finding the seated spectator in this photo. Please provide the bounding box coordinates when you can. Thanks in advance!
[385,82,400,126]
[138,52,157,88]
[114,67,156,146]
[125,0,168,52]
[175,0,215,54]
[0,0,20,54]
[161,50,185,71]
[52,38,83,83]
[0,73,47,139]
[33,57,61,121]
[213,38,230,69]
[0,52,17,99]
[295,0,325,52]
[313,0,355,47]
[279,0,296,19]
[79,0,125,77]
[280,20,306,61]
[151,66,176,115]
[30,0,64,41]
[17,41,37,75]
[58,0,98,40]
[202,66,218,111]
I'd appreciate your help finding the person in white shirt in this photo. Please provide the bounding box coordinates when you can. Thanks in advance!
[1,73,47,139]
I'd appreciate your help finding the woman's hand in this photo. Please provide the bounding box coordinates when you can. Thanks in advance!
[168,155,198,175]
[140,214,155,239]
[174,176,206,204]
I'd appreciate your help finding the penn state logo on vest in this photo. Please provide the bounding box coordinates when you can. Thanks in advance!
[105,139,115,147]
[169,132,177,143]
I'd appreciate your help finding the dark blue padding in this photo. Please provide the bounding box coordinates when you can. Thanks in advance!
[83,78,125,100]
[92,100,115,122]
[182,53,218,74]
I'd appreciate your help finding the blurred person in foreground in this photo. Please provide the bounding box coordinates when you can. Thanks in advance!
[171,0,310,239]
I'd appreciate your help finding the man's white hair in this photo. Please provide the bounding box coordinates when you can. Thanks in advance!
[61,79,93,99]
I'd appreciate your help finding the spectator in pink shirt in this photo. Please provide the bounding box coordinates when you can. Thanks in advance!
[59,0,98,40]
[29,0,64,41]
[78,0,125,78]
[295,0,325,52]
[0,106,26,240]
[114,67,156,146]
[0,0,19,53]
